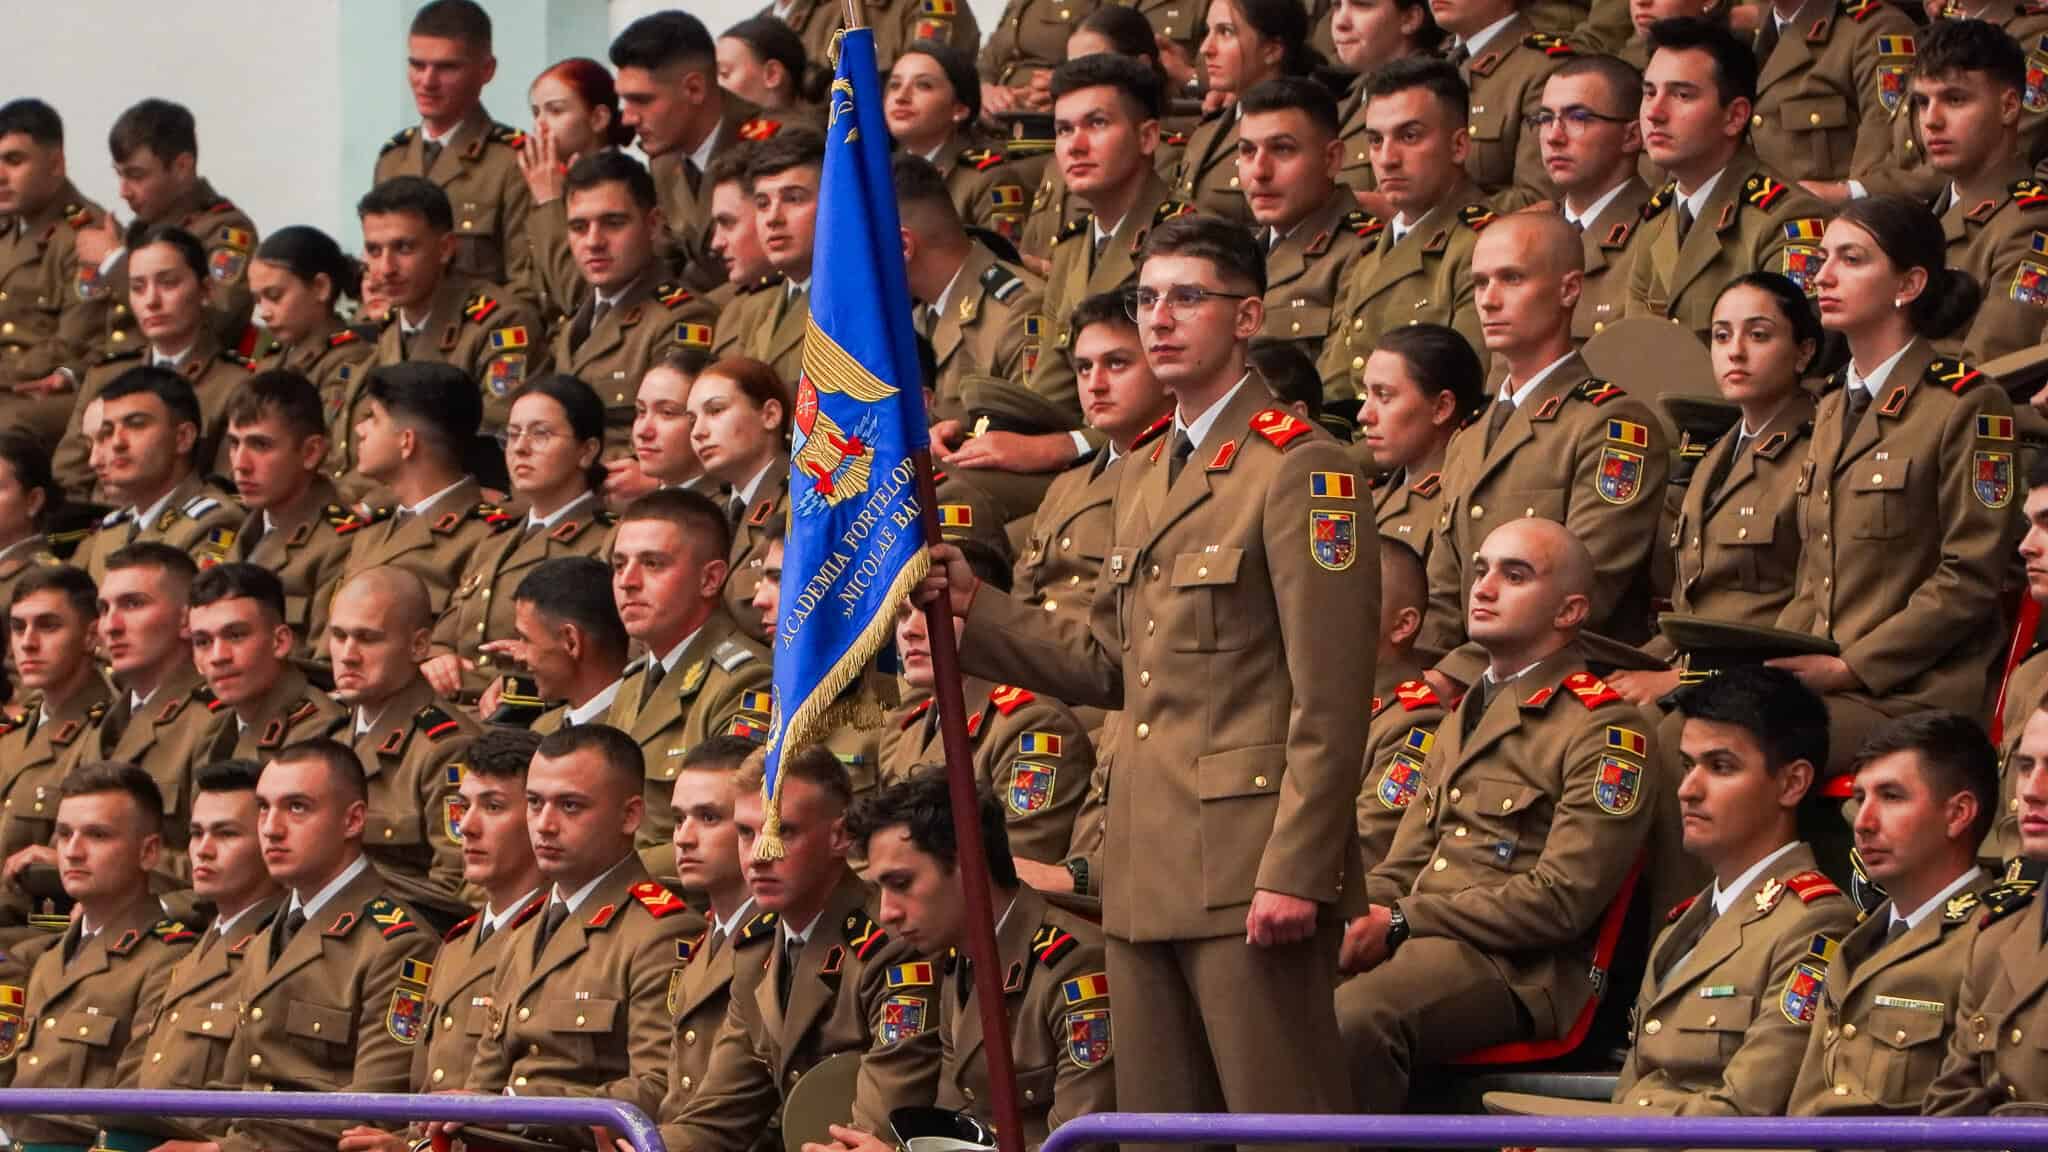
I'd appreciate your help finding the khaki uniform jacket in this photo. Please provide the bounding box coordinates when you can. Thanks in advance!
[1607,846,1855,1114]
[1258,188,1376,367]
[71,476,243,581]
[650,101,783,294]
[1338,81,1376,193]
[9,900,192,1140]
[0,184,110,387]
[931,245,1045,428]
[374,275,550,431]
[94,177,256,357]
[1015,442,1139,632]
[1419,355,1667,683]
[612,613,774,849]
[1627,155,1830,341]
[1788,871,1997,1114]
[434,497,615,698]
[466,859,705,1113]
[1366,646,1662,1038]
[1748,0,1918,188]
[1940,173,2048,364]
[83,663,219,860]
[373,112,536,295]
[222,664,349,764]
[1656,396,1814,661]
[727,462,791,646]
[1574,179,1655,342]
[0,680,115,870]
[237,476,356,666]
[735,280,810,393]
[1356,659,1448,872]
[251,318,379,487]
[551,271,716,453]
[341,477,520,622]
[1374,468,1444,568]
[959,388,1377,942]
[351,679,480,925]
[0,538,57,694]
[1776,339,2019,710]
[939,137,1034,243]
[130,901,281,1092]
[669,871,943,1152]
[415,891,546,1090]
[56,332,253,495]
[1018,166,1088,272]
[1317,185,1492,400]
[657,904,779,1122]
[767,0,980,76]
[1172,108,1253,226]
[937,889,1115,1148]
[879,681,1096,864]
[1995,651,2048,861]
[712,274,785,360]
[978,0,1103,86]
[1462,18,1572,209]
[1925,880,2048,1113]
[218,864,437,1151]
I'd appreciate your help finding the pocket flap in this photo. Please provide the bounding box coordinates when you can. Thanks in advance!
[174,1005,236,1040]
[365,810,423,845]
[1172,549,1243,587]
[1708,516,1777,546]
[1475,780,1545,816]
[1504,488,1566,522]
[541,997,620,1032]
[1196,744,1284,801]
[1674,994,1754,1032]
[1850,461,1911,493]
[285,999,352,1043]
[1871,1005,1948,1049]
[57,1010,118,1047]
[1467,104,1508,141]
[1782,96,1851,130]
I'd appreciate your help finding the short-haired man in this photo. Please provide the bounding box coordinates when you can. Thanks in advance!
[1627,17,1829,341]
[5,762,193,1147]
[838,773,1117,1148]
[1418,213,1666,692]
[187,563,348,764]
[68,366,242,581]
[1356,539,1447,871]
[722,131,826,386]
[1319,58,1493,399]
[0,98,114,416]
[1994,456,2048,860]
[456,725,703,1116]
[216,742,438,1150]
[341,361,519,619]
[125,759,283,1092]
[502,556,631,732]
[1435,0,1575,208]
[1538,55,1653,340]
[1787,711,2001,1114]
[360,177,548,430]
[550,150,717,452]
[372,0,534,295]
[329,567,478,929]
[666,747,941,1152]
[225,370,355,664]
[610,489,772,851]
[1336,518,1659,1113]
[1489,665,1855,1118]
[704,149,783,353]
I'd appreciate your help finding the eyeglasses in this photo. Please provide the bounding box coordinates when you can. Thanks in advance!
[1523,107,1633,133]
[1124,284,1254,321]
[504,425,563,449]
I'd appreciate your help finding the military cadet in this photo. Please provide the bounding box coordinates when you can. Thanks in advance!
[609,489,773,852]
[931,214,1375,1132]
[360,178,549,432]
[552,151,715,453]
[520,57,640,323]
[0,567,115,935]
[729,132,826,387]
[881,547,1095,864]
[898,155,1044,427]
[245,228,380,490]
[86,98,256,355]
[1745,0,1919,199]
[1997,461,2048,860]
[1785,712,2001,1114]
[503,557,632,732]
[1934,0,2048,165]
[1335,518,1658,1113]
[214,741,438,1151]
[329,568,475,930]
[1771,200,2019,776]
[1540,56,1655,341]
[622,350,720,505]
[1328,0,1443,200]
[56,226,254,493]
[764,0,979,77]
[1317,58,1493,400]
[665,746,942,1152]
[0,99,112,425]
[187,564,348,765]
[1628,18,1831,341]
[1415,214,1667,691]
[887,44,1033,244]
[703,150,783,348]
[224,373,355,665]
[654,735,773,1119]
[1924,705,2048,1112]
[67,367,241,581]
[1360,324,1484,562]
[1239,79,1376,366]
[682,359,789,644]
[1915,21,2048,364]
[0,431,61,696]
[125,761,283,1093]
[451,725,702,1116]
[1439,0,1574,208]
[5,763,192,1149]
[1489,666,1856,1119]
[425,376,614,702]
[339,362,519,621]
[831,774,1117,1149]
[1356,540,1448,870]
[372,0,534,296]
[1171,0,1312,226]
[978,0,1106,117]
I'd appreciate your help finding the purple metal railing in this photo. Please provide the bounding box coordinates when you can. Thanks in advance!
[1042,1111,2048,1150]
[0,1089,665,1152]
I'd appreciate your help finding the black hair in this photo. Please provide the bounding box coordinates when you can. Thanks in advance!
[1551,54,1645,120]
[1251,341,1324,420]
[411,0,493,49]
[744,129,827,191]
[266,738,369,805]
[1646,17,1759,107]
[1222,0,1315,78]
[59,760,166,828]
[100,365,204,457]
[564,149,659,213]
[722,18,808,100]
[1671,665,1828,785]
[1713,271,1823,358]
[514,556,629,663]
[0,429,56,533]
[536,723,647,789]
[844,771,1020,888]
[610,11,716,73]
[0,99,62,148]
[1141,214,1268,295]
[128,224,208,284]
[1832,196,1983,341]
[11,562,96,621]
[109,98,196,163]
[1916,18,2027,93]
[1074,7,1167,71]
[189,562,286,626]
[466,726,544,781]
[227,370,328,443]
[1238,76,1342,139]
[1852,710,1999,848]
[195,759,264,796]
[620,486,735,564]
[357,176,455,234]
[1373,322,1488,426]
[1051,53,1165,120]
[901,39,984,124]
[893,153,962,228]
[255,225,363,306]
[364,360,485,462]
[1364,56,1469,120]
[1069,290,1138,347]
[509,374,607,493]
[682,733,761,772]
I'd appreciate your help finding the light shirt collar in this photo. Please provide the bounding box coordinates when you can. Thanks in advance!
[527,491,596,533]
[1174,372,1252,453]
[293,855,370,922]
[153,342,196,370]
[353,702,390,739]
[786,276,811,301]
[714,896,758,940]
[688,116,723,176]
[554,855,634,914]
[566,676,625,727]
[658,626,705,679]
[1482,657,1546,687]
[1462,12,1518,58]
[931,259,968,323]
[130,486,182,532]
[1711,840,1801,917]
[1678,168,1726,224]
[1566,180,1630,230]
[214,901,265,939]
[404,477,468,518]
[1092,212,1128,249]
[1895,867,1986,932]
[421,120,460,148]
[1499,352,1574,409]
[782,909,825,948]
[485,889,545,936]
[735,459,776,512]
[1849,340,1915,400]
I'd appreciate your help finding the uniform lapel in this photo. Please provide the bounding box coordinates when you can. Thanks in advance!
[952,893,1038,1087]
[1360,213,1431,301]
[573,276,655,372]
[1756,11,1819,93]
[1703,395,1812,515]
[247,868,378,1003]
[1468,355,1588,493]
[1139,385,1261,553]
[1668,168,1745,304]
[1834,339,1934,476]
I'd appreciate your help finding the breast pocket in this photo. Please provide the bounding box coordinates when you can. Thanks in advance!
[1708,512,1777,592]
[1501,487,1567,525]
[1862,1005,1950,1108]
[1195,744,1283,909]
[453,192,509,278]
[1169,548,1246,653]
[1106,547,1138,649]
[1668,994,1755,1072]
[1781,95,1852,174]
[540,997,620,1065]
[1458,778,1548,872]
[1268,301,1332,345]
[1848,460,1911,540]
[285,999,355,1059]
[365,809,425,850]
[52,1010,119,1085]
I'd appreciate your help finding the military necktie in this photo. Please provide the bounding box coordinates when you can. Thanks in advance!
[1459,680,1493,742]
[421,139,444,173]
[1884,917,1912,949]
[1166,429,1194,486]
[1483,398,1514,453]
[569,298,609,352]
[1675,203,1695,244]
[535,899,570,952]
[1448,43,1471,74]
[475,916,496,948]
[270,906,307,964]
[1845,382,1875,437]
[778,935,801,1010]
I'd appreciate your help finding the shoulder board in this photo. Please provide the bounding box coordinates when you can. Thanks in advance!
[737,118,782,141]
[712,638,756,671]
[328,327,362,349]
[1926,356,1983,394]
[152,919,198,945]
[629,880,690,918]
[1159,128,1191,147]
[475,503,518,533]
[217,349,253,369]
[2024,0,2048,14]
[1131,413,1173,450]
[1032,922,1079,966]
[1666,894,1698,924]
[381,127,417,154]
[462,292,500,325]
[738,909,780,945]
[990,685,1035,715]
[414,704,461,741]
[63,203,95,229]
[2013,178,2048,209]
[100,345,145,365]
[1575,377,1624,407]
[1642,183,1676,220]
[843,907,888,959]
[1055,216,1093,244]
[1982,879,2039,925]
[962,147,1004,172]
[489,123,527,149]
[182,493,223,520]
[1524,31,1576,55]
[1249,407,1312,450]
[1562,670,1621,708]
[445,912,479,941]
[1458,204,1496,232]
[652,282,691,310]
[1153,200,1195,228]
[979,261,1024,302]
[1353,212,1386,239]
[1785,870,1842,904]
[1743,174,1788,211]
[1394,679,1441,711]
[363,896,417,939]
[1840,0,1881,20]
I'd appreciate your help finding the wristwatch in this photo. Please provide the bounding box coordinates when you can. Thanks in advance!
[1385,905,1410,957]
[1064,857,1090,896]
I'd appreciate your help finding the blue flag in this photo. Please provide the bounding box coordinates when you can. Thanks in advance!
[758,27,930,857]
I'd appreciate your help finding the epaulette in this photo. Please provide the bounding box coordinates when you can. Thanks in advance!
[1574,377,1624,407]
[1249,407,1312,450]
[1055,216,1093,245]
[217,349,253,370]
[99,344,145,365]
[445,912,479,941]
[1840,0,1881,20]
[488,122,527,149]
[327,503,381,536]
[461,291,500,326]
[737,118,782,142]
[182,492,225,521]
[152,919,198,945]
[474,503,517,534]
[742,271,786,295]
[654,282,695,310]
[1458,204,1496,232]
[381,127,418,154]
[1159,128,1191,148]
[363,896,417,939]
[1641,183,1676,221]
[1562,670,1621,708]
[1131,413,1173,449]
[1743,174,1788,211]
[979,261,1025,303]
[1941,890,1982,924]
[1524,31,1576,56]
[1980,879,2037,925]
[1353,212,1386,239]
[712,638,756,672]
[990,685,1035,715]
[1785,870,1842,904]
[1032,922,1079,966]
[1926,356,1984,394]
[63,204,92,230]
[962,147,1005,172]
[1393,679,1441,711]
[1153,200,1195,228]
[2013,178,2048,209]
[737,909,780,945]
[328,327,362,349]
[629,880,690,918]
[415,704,461,742]
[843,907,888,959]
[1666,895,1697,924]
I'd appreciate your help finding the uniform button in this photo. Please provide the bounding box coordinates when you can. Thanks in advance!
[200,1020,212,1031]
[1043,600,1058,613]
[2015,1028,2026,1045]
[685,1029,698,1045]
[78,1025,89,1035]
[1644,1019,1662,1035]
[1148,564,1160,579]
[1636,1098,1649,1107]
[170,1012,180,1023]
[384,828,395,839]
[1871,473,1883,485]
[575,1015,586,1026]
[1842,1024,1856,1039]
[41,1017,53,1030]
[1290,322,1301,333]
[251,1008,263,1021]
[250,1053,263,1068]
[1024,1089,1037,1102]
[312,1021,322,1033]
[964,1088,977,1101]
[1145,619,1155,635]
[152,1052,163,1064]
[1136,723,1151,739]
[1469,505,1484,519]
[1196,566,1208,578]
[518,1007,531,1021]
[1895,1030,1907,1043]
[1737,528,1748,539]
[1593,321,1605,333]
[683,1075,694,1089]
[1704,1015,1717,1027]
[1448,788,1462,802]
[1809,112,1821,125]
[1351,356,1364,371]
[1821,533,1829,544]
[529,1043,541,1056]
[1432,857,1447,871]
[1751,114,1763,127]
[1253,775,1268,788]
[1229,176,1240,188]
[1140,671,1151,686]
[443,1016,455,1029]
[1068,574,1080,585]
[516,1076,529,1087]
[1454,826,1467,837]
[1500,798,1513,812]
[1060,536,1071,549]
[433,1068,445,1083]
[26,1055,37,1066]
[1834,1085,1849,1096]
